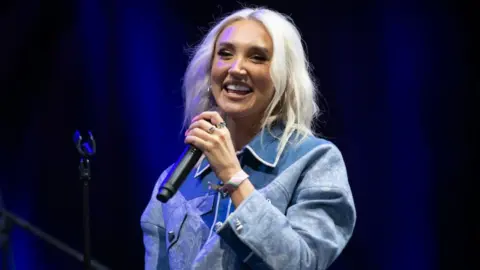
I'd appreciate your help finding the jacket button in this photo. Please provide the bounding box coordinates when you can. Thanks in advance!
[234,219,243,233]
[215,222,223,232]
[168,231,175,242]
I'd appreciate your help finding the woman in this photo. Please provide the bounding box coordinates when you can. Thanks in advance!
[141,7,356,270]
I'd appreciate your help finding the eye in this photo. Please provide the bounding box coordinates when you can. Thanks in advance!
[217,49,232,58]
[251,54,268,63]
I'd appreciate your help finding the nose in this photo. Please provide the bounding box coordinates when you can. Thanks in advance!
[228,58,247,78]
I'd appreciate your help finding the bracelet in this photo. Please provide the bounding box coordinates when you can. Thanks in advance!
[219,170,249,195]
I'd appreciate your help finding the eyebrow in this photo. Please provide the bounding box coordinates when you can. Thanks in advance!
[218,42,270,54]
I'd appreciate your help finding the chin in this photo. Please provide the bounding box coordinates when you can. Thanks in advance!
[218,103,252,118]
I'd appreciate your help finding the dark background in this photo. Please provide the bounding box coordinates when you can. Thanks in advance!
[0,0,478,269]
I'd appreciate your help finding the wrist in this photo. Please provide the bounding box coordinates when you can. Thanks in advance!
[219,170,249,195]
[230,179,255,207]
[218,166,242,183]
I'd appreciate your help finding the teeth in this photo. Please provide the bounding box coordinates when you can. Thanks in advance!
[225,84,251,91]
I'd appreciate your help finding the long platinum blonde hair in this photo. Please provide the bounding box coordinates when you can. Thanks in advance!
[182,7,321,156]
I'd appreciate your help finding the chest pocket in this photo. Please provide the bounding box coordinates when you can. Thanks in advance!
[187,194,215,216]
[162,193,215,250]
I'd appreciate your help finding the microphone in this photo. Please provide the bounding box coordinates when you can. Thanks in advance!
[156,145,203,203]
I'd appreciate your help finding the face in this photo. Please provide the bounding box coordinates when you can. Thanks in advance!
[210,19,275,123]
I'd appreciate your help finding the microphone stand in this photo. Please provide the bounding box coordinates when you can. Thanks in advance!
[0,208,109,270]
[0,130,109,269]
[74,131,96,270]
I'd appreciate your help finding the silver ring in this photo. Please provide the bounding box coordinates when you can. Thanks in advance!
[207,126,215,134]
[216,122,226,129]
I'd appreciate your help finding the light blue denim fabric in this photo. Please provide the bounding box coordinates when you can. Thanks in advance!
[141,126,356,270]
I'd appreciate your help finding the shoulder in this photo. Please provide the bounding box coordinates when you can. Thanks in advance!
[296,134,334,149]
[291,135,351,192]
[284,133,344,164]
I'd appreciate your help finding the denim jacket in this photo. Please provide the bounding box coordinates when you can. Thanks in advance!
[141,126,356,270]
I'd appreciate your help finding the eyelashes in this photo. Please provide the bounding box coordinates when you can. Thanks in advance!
[217,50,231,57]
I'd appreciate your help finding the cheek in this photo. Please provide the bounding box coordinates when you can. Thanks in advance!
[210,59,228,83]
[255,70,275,98]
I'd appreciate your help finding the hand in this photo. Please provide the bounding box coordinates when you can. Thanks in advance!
[184,111,242,183]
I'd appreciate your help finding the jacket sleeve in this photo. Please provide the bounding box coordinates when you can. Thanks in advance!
[216,143,356,270]
[141,168,171,270]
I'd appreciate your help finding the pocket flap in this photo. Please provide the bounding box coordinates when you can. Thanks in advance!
[189,194,215,216]
[163,198,187,250]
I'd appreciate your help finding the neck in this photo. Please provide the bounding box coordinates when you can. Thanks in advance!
[226,116,262,151]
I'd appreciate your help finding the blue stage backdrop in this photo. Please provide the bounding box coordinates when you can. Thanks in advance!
[0,0,476,269]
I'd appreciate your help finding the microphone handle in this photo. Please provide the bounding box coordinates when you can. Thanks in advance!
[156,146,203,203]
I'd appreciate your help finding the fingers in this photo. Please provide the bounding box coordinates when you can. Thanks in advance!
[186,124,212,141]
[191,111,225,126]
[188,112,227,136]
[185,119,217,152]
[185,134,210,152]
[186,119,213,135]
[186,112,230,152]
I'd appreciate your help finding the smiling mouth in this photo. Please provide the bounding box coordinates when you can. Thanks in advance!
[223,84,253,96]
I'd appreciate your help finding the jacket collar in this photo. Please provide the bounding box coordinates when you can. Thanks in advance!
[194,124,287,178]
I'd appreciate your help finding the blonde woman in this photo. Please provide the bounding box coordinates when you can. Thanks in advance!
[141,7,356,270]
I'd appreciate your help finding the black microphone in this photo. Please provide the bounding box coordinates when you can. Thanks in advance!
[156,145,203,203]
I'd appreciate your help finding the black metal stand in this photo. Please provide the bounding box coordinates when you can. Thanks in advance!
[0,130,108,270]
[74,130,96,270]
[80,159,92,270]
